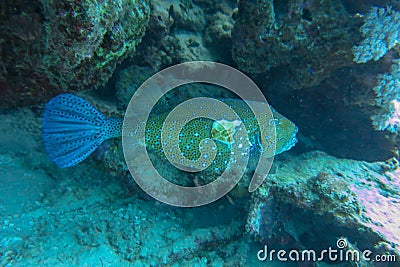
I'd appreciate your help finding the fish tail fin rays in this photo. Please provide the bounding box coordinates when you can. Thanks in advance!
[42,94,123,168]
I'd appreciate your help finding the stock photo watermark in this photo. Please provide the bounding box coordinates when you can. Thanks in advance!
[257,238,397,263]
[122,61,276,207]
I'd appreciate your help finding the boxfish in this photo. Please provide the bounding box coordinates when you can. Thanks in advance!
[42,94,298,170]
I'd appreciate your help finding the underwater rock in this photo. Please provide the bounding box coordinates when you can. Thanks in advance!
[203,2,236,62]
[204,12,233,44]
[232,0,280,74]
[136,0,209,69]
[0,0,52,108]
[247,151,400,258]
[40,0,150,92]
[231,0,360,89]
[135,0,235,70]
[173,32,214,62]
[0,0,150,109]
[171,0,206,32]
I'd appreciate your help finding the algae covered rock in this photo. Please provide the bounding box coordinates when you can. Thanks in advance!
[135,0,236,70]
[0,0,150,108]
[247,151,400,259]
[40,0,150,90]
[232,0,360,89]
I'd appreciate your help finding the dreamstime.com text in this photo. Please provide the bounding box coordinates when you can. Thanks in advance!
[257,239,397,263]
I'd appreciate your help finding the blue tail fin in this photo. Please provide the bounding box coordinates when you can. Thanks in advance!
[42,94,123,168]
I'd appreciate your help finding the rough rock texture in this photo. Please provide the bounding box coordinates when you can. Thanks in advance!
[247,151,400,259]
[202,1,236,62]
[133,0,209,69]
[0,0,51,108]
[0,0,150,109]
[231,0,361,89]
[40,0,150,89]
[134,0,236,70]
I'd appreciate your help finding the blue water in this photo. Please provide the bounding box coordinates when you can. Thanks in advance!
[1,0,399,266]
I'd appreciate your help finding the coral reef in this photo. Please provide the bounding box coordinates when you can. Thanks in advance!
[350,6,400,137]
[352,6,400,63]
[202,1,236,62]
[2,0,400,265]
[371,59,400,133]
[231,0,360,89]
[247,151,400,258]
[134,0,236,70]
[40,0,150,91]
[0,0,150,108]
[259,4,399,160]
[135,0,210,69]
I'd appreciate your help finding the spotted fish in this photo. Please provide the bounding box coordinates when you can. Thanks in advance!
[43,94,298,169]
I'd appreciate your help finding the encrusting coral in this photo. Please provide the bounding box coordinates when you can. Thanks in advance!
[0,0,150,108]
[351,6,400,137]
[371,59,400,133]
[40,0,150,91]
[231,0,360,89]
[247,151,400,258]
[352,6,400,64]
